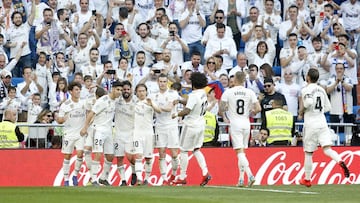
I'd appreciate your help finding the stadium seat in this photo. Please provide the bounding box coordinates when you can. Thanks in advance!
[11,77,24,87]
[272,66,281,76]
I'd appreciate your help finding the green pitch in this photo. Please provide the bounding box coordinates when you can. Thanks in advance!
[1,185,360,203]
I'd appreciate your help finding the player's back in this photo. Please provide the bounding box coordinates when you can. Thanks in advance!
[222,86,258,124]
[183,89,207,127]
[301,83,330,128]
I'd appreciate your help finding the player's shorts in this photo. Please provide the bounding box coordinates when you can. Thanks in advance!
[154,125,179,148]
[84,126,94,147]
[303,126,333,152]
[127,132,154,158]
[230,125,250,149]
[114,138,127,157]
[92,130,114,154]
[179,125,204,151]
[61,135,85,154]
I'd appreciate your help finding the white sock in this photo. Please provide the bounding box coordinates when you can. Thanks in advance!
[171,157,179,176]
[63,159,70,181]
[237,154,245,181]
[100,159,112,180]
[323,148,341,163]
[159,158,167,180]
[91,161,100,181]
[84,150,92,170]
[304,153,313,180]
[144,159,153,181]
[73,157,83,176]
[135,159,143,182]
[239,153,253,179]
[179,151,188,180]
[194,150,208,176]
[117,165,125,181]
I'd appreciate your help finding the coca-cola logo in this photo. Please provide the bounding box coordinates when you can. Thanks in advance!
[53,153,191,186]
[255,150,360,185]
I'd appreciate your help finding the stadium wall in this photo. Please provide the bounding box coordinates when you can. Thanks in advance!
[0,147,359,186]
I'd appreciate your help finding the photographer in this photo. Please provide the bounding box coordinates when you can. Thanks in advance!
[107,23,132,68]
[96,61,118,92]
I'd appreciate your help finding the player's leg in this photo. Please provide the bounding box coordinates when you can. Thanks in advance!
[115,138,127,186]
[90,133,105,185]
[300,127,316,187]
[168,126,180,183]
[155,128,167,182]
[193,126,211,186]
[61,137,75,186]
[72,137,85,186]
[125,143,137,185]
[174,125,194,184]
[99,135,115,186]
[143,134,154,185]
[319,128,350,178]
[84,127,94,171]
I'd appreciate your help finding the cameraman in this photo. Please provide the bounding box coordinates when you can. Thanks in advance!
[96,61,118,92]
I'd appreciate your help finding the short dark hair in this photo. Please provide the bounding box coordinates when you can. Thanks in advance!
[122,80,132,88]
[190,72,208,89]
[95,86,107,98]
[307,68,319,83]
[68,81,82,91]
[112,80,123,87]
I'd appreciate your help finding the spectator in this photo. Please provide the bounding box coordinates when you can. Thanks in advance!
[203,56,222,82]
[79,48,102,80]
[262,97,294,146]
[0,69,12,105]
[326,62,354,132]
[245,39,276,69]
[130,51,151,87]
[229,53,248,77]
[181,51,204,73]
[52,51,74,80]
[34,52,53,108]
[280,33,299,82]
[204,23,237,72]
[5,1,35,77]
[152,48,180,82]
[27,109,53,148]
[160,22,189,65]
[250,128,269,147]
[116,57,132,82]
[16,66,43,122]
[49,77,69,112]
[279,5,300,48]
[245,64,263,122]
[219,73,229,90]
[108,23,132,68]
[241,6,261,43]
[179,0,206,63]
[96,61,118,93]
[288,46,315,86]
[26,93,43,124]
[308,37,330,83]
[0,108,24,148]
[259,77,287,120]
[263,0,282,50]
[0,86,21,120]
[202,10,233,47]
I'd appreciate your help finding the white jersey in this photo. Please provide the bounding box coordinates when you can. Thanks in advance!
[183,89,207,127]
[133,99,155,136]
[114,97,136,142]
[301,83,331,128]
[91,95,117,133]
[58,99,87,139]
[221,86,258,127]
[151,89,179,127]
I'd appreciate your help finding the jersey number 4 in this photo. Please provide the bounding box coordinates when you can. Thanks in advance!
[315,96,323,112]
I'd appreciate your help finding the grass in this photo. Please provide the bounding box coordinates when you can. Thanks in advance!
[1,184,360,203]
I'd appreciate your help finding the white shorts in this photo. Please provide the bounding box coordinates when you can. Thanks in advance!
[84,126,94,147]
[92,130,114,155]
[303,126,333,152]
[61,136,85,154]
[179,125,204,151]
[230,127,250,149]
[129,133,154,158]
[154,126,179,148]
[114,138,126,157]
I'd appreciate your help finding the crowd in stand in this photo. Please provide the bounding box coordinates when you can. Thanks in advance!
[0,0,359,148]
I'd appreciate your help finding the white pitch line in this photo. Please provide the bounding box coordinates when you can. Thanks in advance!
[206,185,319,195]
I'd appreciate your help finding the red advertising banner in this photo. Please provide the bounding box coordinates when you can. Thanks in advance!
[0,147,359,186]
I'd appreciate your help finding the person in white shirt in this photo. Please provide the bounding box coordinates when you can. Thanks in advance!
[279,5,300,48]
[0,86,21,120]
[299,68,350,188]
[179,0,206,63]
[114,80,136,186]
[132,83,161,185]
[16,67,43,122]
[201,10,233,46]
[171,72,211,186]
[57,82,86,186]
[80,80,123,186]
[131,51,151,87]
[308,37,329,83]
[220,71,261,187]
[181,51,204,73]
[34,52,53,108]
[204,23,237,72]
[5,0,35,77]
[150,74,180,185]
[160,22,189,66]
[279,33,299,82]
[228,53,248,77]
[80,48,103,80]
[71,0,93,35]
[241,6,262,43]
[263,0,282,47]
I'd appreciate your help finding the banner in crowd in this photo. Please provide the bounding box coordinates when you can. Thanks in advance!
[0,147,359,186]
